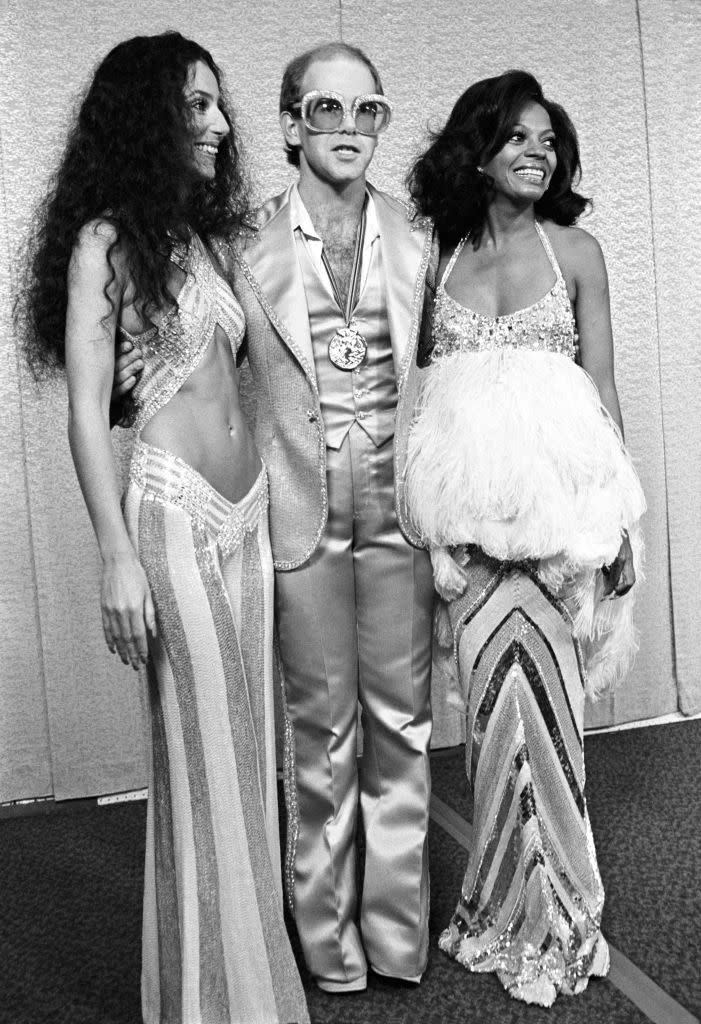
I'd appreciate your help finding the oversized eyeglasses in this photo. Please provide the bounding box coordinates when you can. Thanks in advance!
[289,90,393,136]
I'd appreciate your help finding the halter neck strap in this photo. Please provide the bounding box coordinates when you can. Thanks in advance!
[534,221,564,282]
[440,222,565,293]
[439,236,468,290]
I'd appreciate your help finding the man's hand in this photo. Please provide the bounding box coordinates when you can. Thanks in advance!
[430,545,469,602]
[112,339,143,402]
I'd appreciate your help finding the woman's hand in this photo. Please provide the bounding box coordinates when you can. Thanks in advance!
[602,532,635,599]
[64,224,154,670]
[101,552,157,670]
[430,544,469,601]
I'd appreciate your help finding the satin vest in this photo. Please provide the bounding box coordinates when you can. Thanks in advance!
[297,236,398,450]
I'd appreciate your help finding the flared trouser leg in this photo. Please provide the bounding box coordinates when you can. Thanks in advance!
[124,444,309,1024]
[275,424,433,990]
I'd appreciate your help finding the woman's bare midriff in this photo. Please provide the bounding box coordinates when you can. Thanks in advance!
[140,323,261,505]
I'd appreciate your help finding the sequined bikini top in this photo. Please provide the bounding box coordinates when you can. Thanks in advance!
[431,221,578,361]
[121,234,245,434]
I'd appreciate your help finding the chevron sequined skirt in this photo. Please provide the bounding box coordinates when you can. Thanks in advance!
[438,550,609,1007]
[124,440,309,1024]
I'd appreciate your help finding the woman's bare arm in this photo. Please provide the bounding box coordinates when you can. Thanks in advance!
[568,227,634,596]
[570,228,624,436]
[65,222,155,667]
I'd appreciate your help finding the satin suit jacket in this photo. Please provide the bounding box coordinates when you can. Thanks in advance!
[232,183,435,571]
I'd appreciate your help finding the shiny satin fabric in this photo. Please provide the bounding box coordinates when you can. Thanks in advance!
[236,184,429,395]
[232,185,435,568]
[300,226,398,450]
[275,423,434,989]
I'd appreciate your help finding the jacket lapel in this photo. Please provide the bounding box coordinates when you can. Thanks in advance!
[371,184,433,395]
[236,184,433,394]
[234,186,317,386]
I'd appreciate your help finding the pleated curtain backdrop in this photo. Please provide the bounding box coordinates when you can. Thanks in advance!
[0,0,699,801]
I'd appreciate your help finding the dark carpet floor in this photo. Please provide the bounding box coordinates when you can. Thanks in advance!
[1,720,699,1024]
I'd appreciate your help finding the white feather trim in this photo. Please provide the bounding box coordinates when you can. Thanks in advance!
[407,350,647,699]
[545,523,645,699]
[406,349,646,570]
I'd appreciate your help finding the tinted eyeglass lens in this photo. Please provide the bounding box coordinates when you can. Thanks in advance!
[307,97,344,131]
[355,100,390,135]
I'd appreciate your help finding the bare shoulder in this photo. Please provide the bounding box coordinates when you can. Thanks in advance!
[70,219,127,290]
[541,221,607,282]
[75,218,118,254]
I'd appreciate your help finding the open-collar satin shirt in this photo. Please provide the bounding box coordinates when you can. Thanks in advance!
[288,183,382,298]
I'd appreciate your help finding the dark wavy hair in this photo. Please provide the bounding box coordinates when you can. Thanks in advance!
[408,70,589,246]
[18,31,249,382]
[279,42,384,166]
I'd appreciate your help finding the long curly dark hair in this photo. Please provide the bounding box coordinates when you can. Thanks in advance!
[408,70,589,246]
[19,31,249,380]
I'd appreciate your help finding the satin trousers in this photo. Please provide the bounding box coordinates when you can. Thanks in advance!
[275,423,434,990]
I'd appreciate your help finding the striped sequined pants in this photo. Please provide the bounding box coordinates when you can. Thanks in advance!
[124,439,309,1024]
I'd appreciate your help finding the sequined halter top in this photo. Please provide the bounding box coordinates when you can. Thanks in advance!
[431,221,578,361]
[120,234,245,434]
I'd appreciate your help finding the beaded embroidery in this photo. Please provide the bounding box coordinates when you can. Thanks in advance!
[129,439,267,559]
[281,675,301,913]
[431,222,578,361]
[124,234,245,435]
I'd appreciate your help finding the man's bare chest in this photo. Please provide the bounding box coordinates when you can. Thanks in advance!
[316,216,361,308]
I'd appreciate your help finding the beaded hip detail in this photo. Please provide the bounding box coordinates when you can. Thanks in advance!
[129,439,268,561]
[431,222,578,361]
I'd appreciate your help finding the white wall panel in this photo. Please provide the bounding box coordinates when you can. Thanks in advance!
[0,117,53,801]
[638,0,701,714]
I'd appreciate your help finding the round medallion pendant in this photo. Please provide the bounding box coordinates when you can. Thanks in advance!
[328,326,368,371]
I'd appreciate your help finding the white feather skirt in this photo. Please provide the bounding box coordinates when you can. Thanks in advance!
[406,349,647,697]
